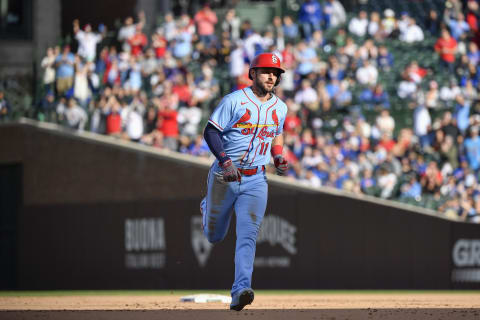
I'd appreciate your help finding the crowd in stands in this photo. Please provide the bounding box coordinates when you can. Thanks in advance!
[5,0,480,222]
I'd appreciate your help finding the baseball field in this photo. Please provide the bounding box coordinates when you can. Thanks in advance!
[0,290,479,320]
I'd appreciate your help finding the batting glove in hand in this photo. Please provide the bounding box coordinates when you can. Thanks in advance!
[220,159,242,182]
[274,155,288,176]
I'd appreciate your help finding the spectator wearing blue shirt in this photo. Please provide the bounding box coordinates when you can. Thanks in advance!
[283,15,299,42]
[360,168,376,194]
[55,45,75,97]
[464,126,480,173]
[467,41,480,65]
[372,84,390,109]
[299,0,323,41]
[0,90,11,121]
[400,175,422,199]
[454,95,471,135]
[295,41,317,76]
[377,46,394,71]
[446,12,470,41]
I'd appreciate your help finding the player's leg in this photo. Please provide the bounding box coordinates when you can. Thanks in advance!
[201,163,237,243]
[231,173,268,296]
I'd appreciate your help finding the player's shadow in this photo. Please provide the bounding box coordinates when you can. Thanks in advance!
[1,309,480,320]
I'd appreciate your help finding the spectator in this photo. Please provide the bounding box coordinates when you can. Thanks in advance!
[118,12,145,52]
[445,12,470,41]
[194,3,218,47]
[464,126,480,172]
[295,79,318,110]
[377,166,398,199]
[454,95,471,135]
[105,96,123,136]
[73,57,92,108]
[413,102,432,148]
[426,9,441,36]
[382,8,396,36]
[283,15,299,42]
[440,79,461,102]
[54,45,75,97]
[160,13,177,42]
[348,10,368,37]
[295,40,317,77]
[400,18,424,43]
[375,109,395,137]
[403,61,427,84]
[178,103,202,139]
[123,102,144,142]
[172,24,193,59]
[301,169,322,188]
[222,9,241,42]
[397,73,417,100]
[151,31,168,59]
[64,98,87,130]
[466,0,479,33]
[398,12,410,35]
[157,102,179,151]
[299,0,323,40]
[434,29,458,72]
[73,19,104,62]
[0,90,11,121]
[323,0,346,29]
[37,91,56,122]
[368,11,381,37]
[128,24,148,57]
[425,81,440,109]
[377,45,394,71]
[41,47,56,93]
[467,41,480,65]
[356,59,378,86]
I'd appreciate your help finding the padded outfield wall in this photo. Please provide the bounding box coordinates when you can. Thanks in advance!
[0,119,479,290]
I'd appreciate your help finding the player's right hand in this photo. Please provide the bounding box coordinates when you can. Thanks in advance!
[219,159,241,182]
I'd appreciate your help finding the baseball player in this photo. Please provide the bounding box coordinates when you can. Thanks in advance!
[200,52,288,311]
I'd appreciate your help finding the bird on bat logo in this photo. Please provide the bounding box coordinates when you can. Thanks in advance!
[233,109,252,127]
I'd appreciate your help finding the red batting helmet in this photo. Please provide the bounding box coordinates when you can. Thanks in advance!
[248,52,285,86]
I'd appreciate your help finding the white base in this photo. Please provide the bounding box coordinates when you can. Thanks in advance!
[180,293,232,304]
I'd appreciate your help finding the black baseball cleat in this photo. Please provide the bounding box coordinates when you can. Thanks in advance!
[230,288,254,311]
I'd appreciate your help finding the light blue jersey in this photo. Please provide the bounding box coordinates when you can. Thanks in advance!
[208,87,287,168]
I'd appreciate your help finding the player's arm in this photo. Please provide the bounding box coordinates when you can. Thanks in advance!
[204,123,241,182]
[271,134,288,176]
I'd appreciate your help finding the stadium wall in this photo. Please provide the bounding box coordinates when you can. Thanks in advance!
[0,120,479,290]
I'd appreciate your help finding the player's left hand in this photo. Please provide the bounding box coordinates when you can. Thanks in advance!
[274,155,288,176]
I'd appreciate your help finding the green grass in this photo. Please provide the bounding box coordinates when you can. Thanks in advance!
[0,290,479,297]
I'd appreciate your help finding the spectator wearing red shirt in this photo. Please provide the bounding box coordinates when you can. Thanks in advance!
[284,108,301,136]
[105,97,123,136]
[128,24,148,57]
[434,29,457,73]
[157,103,179,151]
[466,0,479,33]
[194,3,218,47]
[236,63,253,90]
[152,31,167,59]
[378,133,396,152]
[172,74,192,106]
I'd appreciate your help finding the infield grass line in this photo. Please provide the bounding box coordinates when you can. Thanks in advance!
[1,290,479,297]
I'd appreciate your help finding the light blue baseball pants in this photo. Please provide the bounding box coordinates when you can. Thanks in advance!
[200,160,268,296]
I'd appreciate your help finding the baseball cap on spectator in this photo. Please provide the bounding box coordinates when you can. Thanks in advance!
[384,9,394,18]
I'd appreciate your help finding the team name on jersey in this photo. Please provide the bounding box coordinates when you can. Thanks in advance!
[232,108,278,139]
[240,125,276,139]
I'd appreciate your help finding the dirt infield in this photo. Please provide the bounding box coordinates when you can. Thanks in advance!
[0,293,479,320]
